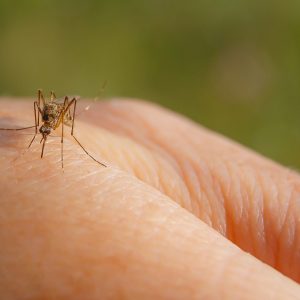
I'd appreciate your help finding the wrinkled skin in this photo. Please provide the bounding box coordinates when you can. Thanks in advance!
[0,98,299,299]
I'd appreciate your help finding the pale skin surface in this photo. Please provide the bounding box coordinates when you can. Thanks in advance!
[0,98,299,299]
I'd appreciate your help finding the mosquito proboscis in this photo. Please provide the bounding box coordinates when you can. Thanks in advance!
[0,90,107,169]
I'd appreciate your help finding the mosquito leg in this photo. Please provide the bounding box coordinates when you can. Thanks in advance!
[68,103,73,124]
[61,97,76,132]
[71,135,107,167]
[0,125,36,131]
[27,134,36,148]
[38,93,48,159]
[35,100,43,118]
[27,101,39,148]
[34,101,38,133]
[28,100,43,149]
[65,99,73,125]
[71,98,76,135]
[38,89,45,125]
[41,136,47,158]
[38,89,45,106]
[60,96,69,169]
[37,90,41,125]
[69,98,107,167]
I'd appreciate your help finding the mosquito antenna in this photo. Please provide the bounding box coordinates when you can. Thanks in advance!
[76,80,108,117]
[96,79,108,100]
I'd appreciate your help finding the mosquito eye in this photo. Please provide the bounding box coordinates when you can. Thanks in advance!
[43,114,49,121]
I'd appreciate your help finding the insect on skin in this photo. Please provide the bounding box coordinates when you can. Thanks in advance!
[0,90,107,169]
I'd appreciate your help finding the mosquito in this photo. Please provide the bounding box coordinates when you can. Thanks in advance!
[0,90,107,168]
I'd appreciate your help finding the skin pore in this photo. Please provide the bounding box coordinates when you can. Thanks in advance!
[0,98,299,299]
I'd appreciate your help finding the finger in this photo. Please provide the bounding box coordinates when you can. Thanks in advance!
[75,99,300,283]
[0,142,299,299]
[1,99,299,285]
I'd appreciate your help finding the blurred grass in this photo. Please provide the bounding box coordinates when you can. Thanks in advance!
[0,0,300,168]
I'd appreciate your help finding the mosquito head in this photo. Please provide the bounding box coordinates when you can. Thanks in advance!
[39,125,51,137]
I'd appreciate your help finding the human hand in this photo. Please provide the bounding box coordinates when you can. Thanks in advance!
[0,98,299,299]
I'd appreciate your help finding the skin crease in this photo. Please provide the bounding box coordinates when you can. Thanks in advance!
[0,98,299,299]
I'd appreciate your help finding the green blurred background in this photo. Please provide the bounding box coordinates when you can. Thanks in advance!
[0,0,299,168]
